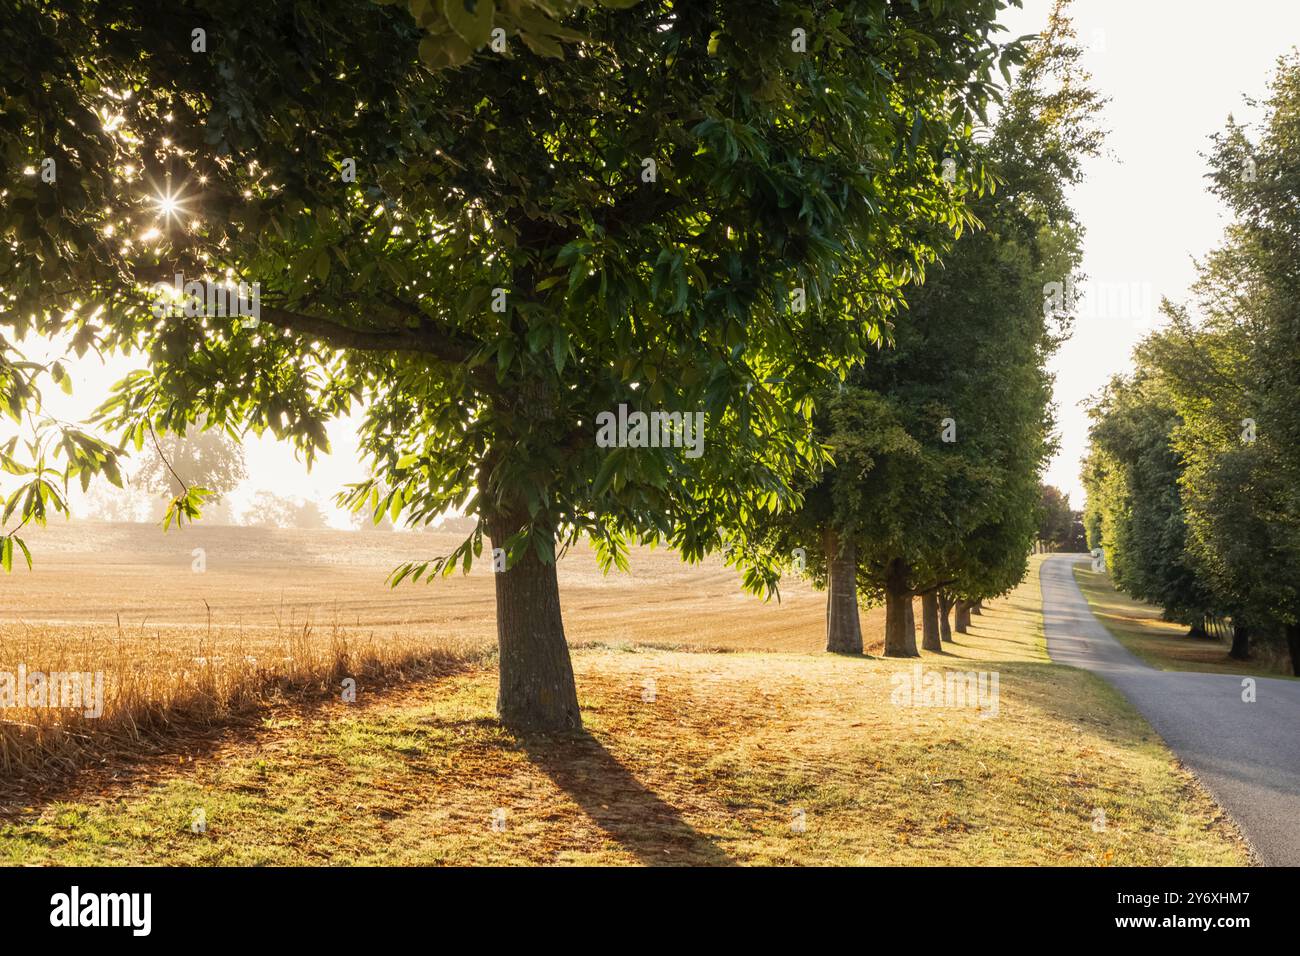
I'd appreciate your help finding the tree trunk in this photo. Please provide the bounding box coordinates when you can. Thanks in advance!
[883,558,919,657]
[824,529,863,655]
[970,600,983,616]
[487,509,582,733]
[1287,623,1300,677]
[920,589,942,652]
[938,589,954,643]
[954,599,972,634]
[1229,622,1251,661]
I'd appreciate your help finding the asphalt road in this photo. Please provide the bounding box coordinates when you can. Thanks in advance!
[1040,554,1300,866]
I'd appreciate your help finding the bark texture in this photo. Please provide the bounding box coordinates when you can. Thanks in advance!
[938,590,954,643]
[824,529,864,654]
[883,558,920,657]
[920,589,942,652]
[954,599,972,634]
[487,509,582,732]
[1229,622,1251,661]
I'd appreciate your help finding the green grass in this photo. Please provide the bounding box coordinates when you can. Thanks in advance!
[1073,565,1296,679]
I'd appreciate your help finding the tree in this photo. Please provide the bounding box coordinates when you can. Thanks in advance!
[136,426,247,504]
[1184,52,1300,672]
[241,491,330,530]
[388,0,645,71]
[0,396,122,565]
[1037,483,1073,551]
[877,1,1102,647]
[1081,365,1217,630]
[754,2,1101,656]
[1084,53,1300,673]
[2,0,1024,728]
[294,499,331,530]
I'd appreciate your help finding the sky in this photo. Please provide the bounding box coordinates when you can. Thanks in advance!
[23,0,1300,522]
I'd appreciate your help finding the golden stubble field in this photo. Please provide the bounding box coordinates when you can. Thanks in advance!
[2,519,840,648]
[0,519,856,779]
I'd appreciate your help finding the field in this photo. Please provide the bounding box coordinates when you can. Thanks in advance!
[0,520,840,782]
[0,525,1249,865]
[2,520,837,650]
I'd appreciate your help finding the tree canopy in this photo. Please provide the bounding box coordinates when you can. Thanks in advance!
[3,0,1029,727]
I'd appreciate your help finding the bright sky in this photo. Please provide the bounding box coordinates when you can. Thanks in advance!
[26,0,1300,522]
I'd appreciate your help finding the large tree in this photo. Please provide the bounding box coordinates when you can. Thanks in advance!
[2,0,1023,727]
[136,424,246,500]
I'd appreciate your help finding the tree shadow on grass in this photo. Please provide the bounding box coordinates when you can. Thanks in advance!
[518,731,735,867]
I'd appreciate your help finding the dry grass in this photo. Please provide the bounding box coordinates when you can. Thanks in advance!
[1072,565,1296,678]
[0,560,1247,865]
[0,530,1251,866]
[0,615,477,787]
[0,520,825,788]
[5,520,833,650]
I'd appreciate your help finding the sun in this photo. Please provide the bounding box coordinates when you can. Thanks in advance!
[152,187,187,223]
[148,178,192,227]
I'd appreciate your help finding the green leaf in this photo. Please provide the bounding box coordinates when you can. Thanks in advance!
[419,32,473,69]
[592,449,621,496]
[442,0,494,50]
[552,328,569,374]
[519,30,564,59]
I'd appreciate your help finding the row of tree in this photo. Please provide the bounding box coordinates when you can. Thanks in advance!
[3,0,1096,730]
[755,5,1100,658]
[1082,54,1300,675]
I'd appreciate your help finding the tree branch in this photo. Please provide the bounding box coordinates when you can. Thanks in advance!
[257,305,475,364]
[128,261,488,370]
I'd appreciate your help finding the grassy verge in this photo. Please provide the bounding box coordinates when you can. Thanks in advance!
[1072,565,1295,679]
[0,562,1247,866]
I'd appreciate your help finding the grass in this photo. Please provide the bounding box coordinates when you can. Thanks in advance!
[0,518,829,784]
[0,519,950,782]
[0,557,1248,866]
[0,615,480,784]
[1072,565,1296,679]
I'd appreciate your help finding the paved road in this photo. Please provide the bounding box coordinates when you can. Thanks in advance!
[1040,554,1300,865]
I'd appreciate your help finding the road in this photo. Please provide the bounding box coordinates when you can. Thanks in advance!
[1040,554,1300,866]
